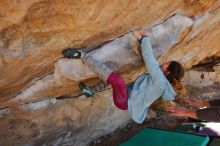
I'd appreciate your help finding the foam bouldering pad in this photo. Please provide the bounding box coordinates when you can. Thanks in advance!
[120,128,209,146]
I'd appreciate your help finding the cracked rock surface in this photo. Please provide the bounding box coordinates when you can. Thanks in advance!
[0,0,219,145]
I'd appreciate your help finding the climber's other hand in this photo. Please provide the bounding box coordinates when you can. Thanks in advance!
[132,30,142,40]
[139,28,149,36]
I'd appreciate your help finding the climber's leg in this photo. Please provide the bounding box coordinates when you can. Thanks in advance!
[79,73,128,110]
[79,82,96,97]
[62,48,85,59]
[62,48,112,82]
[62,48,128,110]
[107,72,128,110]
[79,81,107,97]
[81,54,128,109]
[81,54,113,83]
[82,55,128,109]
[81,51,128,109]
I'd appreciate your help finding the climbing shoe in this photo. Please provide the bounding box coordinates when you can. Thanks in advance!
[79,82,95,97]
[62,48,84,59]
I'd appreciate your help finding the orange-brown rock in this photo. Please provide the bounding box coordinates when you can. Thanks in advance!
[0,0,219,145]
[0,0,218,99]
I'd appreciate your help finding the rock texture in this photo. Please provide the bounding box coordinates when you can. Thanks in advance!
[0,0,219,145]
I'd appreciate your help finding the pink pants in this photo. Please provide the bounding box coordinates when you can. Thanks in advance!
[107,72,128,110]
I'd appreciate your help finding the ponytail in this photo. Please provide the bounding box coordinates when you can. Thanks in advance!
[166,61,185,94]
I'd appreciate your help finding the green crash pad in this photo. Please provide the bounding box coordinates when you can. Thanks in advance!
[120,128,209,146]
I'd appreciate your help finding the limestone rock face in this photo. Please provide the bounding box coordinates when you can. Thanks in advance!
[0,0,219,145]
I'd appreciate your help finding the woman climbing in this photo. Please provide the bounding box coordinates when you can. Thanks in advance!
[62,29,184,124]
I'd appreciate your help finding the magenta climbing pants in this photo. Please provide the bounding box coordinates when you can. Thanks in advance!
[107,72,128,110]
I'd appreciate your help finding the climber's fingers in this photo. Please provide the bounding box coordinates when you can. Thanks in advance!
[132,30,142,40]
[139,28,149,36]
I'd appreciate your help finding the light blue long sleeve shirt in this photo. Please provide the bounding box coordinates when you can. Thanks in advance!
[127,36,177,124]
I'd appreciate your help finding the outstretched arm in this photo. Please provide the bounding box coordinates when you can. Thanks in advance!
[181,97,210,108]
[132,29,165,84]
[166,103,198,119]
[166,103,220,122]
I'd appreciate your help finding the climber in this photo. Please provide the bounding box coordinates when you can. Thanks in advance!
[62,28,185,124]
[165,98,220,122]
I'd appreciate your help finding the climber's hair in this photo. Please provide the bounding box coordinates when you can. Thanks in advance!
[166,61,185,93]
